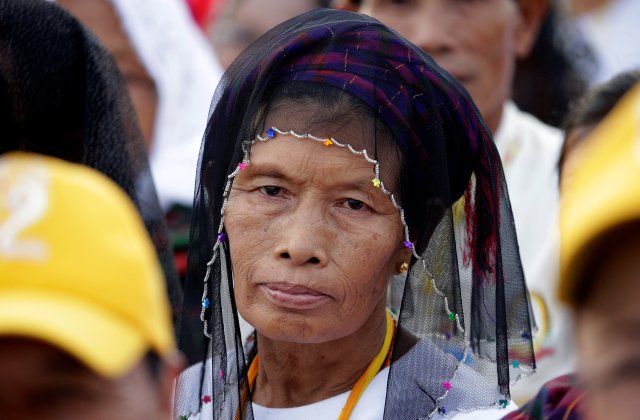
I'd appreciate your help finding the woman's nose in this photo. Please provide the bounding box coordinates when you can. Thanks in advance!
[274,204,329,267]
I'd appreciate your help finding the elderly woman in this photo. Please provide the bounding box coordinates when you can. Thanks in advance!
[175,9,534,419]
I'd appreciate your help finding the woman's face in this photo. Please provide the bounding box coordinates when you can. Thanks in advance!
[225,133,406,344]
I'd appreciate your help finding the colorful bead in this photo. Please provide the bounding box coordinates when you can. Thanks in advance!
[202,298,210,309]
[448,312,456,321]
[437,407,447,415]
[442,381,452,391]
[238,162,248,171]
[266,128,276,139]
[498,399,509,408]
[512,360,520,368]
[323,138,333,146]
[217,369,225,379]
[179,416,188,420]
[403,240,413,249]
[202,395,212,404]
[521,332,531,340]
[217,233,226,242]
[372,178,381,188]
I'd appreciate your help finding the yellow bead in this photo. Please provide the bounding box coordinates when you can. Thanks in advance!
[372,178,381,188]
[323,138,333,146]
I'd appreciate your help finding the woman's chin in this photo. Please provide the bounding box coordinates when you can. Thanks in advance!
[245,309,339,344]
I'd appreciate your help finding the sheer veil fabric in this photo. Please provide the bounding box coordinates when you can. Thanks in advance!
[104,0,222,209]
[0,0,182,327]
[176,9,534,419]
[48,0,223,208]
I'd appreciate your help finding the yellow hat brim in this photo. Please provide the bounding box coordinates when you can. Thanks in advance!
[0,291,148,378]
[559,84,640,305]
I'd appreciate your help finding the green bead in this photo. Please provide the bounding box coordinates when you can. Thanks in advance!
[448,312,456,321]
[512,360,520,368]
[498,399,508,408]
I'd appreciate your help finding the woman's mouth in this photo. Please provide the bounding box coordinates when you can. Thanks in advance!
[259,282,330,309]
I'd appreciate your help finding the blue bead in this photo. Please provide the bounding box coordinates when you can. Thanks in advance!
[266,128,276,139]
[202,298,210,309]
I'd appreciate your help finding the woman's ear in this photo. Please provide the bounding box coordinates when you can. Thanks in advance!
[331,0,359,12]
[514,0,549,59]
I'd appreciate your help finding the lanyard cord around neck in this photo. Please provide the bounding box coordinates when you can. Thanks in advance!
[247,310,395,420]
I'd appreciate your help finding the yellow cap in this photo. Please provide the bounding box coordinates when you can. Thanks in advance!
[559,83,640,306]
[0,152,175,377]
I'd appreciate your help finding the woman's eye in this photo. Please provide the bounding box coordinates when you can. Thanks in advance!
[260,186,282,196]
[346,199,365,211]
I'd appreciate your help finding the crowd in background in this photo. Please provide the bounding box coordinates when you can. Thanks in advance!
[1,0,639,419]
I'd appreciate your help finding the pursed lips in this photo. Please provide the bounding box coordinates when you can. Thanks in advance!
[258,282,332,309]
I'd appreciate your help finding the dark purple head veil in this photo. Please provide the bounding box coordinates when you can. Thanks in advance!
[176,9,534,419]
[0,0,182,325]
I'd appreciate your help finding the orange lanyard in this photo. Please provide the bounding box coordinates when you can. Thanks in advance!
[247,311,395,420]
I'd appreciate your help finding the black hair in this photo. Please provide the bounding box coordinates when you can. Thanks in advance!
[558,70,640,178]
[512,1,594,127]
[144,351,162,380]
[563,70,640,135]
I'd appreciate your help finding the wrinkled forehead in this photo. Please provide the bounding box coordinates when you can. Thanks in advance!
[253,96,403,191]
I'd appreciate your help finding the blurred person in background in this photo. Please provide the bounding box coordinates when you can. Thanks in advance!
[0,153,182,419]
[560,70,640,174]
[210,0,331,69]
[340,0,573,400]
[56,0,223,279]
[56,0,220,210]
[552,80,640,420]
[512,0,594,127]
[505,70,640,420]
[0,0,182,321]
[565,0,640,84]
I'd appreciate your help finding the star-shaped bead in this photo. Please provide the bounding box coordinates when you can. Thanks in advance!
[372,178,381,188]
[323,138,333,146]
[202,395,212,404]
